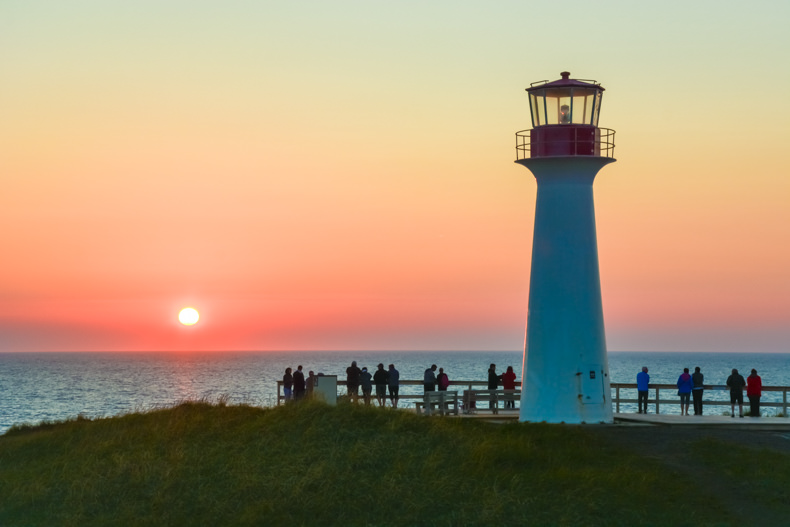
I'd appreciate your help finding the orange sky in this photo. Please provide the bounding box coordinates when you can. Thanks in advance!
[1,2,789,352]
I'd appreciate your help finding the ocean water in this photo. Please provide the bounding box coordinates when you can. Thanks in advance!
[1,351,788,434]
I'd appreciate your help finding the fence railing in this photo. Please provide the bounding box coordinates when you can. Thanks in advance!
[611,383,789,416]
[277,380,514,407]
[515,127,615,160]
[277,380,790,417]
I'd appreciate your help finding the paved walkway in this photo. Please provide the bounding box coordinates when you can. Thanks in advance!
[614,412,790,430]
[441,410,790,430]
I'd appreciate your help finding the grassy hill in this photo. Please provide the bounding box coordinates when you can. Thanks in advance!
[1,400,788,526]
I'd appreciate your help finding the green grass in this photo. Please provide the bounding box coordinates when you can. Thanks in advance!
[0,401,786,526]
[692,438,790,514]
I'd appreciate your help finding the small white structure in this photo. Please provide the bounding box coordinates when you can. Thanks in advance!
[312,375,337,405]
[515,72,616,424]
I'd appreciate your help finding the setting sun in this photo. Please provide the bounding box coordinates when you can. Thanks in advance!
[178,307,200,326]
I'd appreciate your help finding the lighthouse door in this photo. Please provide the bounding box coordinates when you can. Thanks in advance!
[580,364,604,405]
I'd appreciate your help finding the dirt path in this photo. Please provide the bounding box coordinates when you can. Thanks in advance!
[590,425,790,524]
[594,424,790,455]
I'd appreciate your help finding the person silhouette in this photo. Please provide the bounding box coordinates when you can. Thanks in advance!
[677,368,692,416]
[423,364,437,393]
[560,104,571,124]
[636,367,649,414]
[487,364,502,410]
[502,366,517,409]
[691,366,704,415]
[373,363,389,406]
[727,368,746,418]
[388,364,400,407]
[346,361,361,401]
[747,369,762,417]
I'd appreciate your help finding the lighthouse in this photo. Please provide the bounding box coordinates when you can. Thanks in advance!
[515,72,616,424]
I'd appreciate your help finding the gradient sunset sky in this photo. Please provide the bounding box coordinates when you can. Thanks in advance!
[2,1,788,353]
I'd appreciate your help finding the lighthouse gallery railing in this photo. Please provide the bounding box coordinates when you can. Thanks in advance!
[516,127,616,161]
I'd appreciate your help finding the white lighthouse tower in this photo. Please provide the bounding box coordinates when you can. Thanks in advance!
[515,72,616,424]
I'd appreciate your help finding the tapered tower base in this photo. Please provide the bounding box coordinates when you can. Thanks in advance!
[517,156,615,424]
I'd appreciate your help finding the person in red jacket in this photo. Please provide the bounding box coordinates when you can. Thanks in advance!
[502,366,517,409]
[437,367,450,391]
[747,369,762,418]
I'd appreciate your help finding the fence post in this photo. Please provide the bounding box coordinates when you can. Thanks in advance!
[784,389,788,417]
[655,387,660,414]
[615,386,620,413]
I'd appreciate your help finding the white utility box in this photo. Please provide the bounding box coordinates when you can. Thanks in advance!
[313,375,337,405]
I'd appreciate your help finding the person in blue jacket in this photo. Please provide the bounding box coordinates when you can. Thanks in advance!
[677,367,693,416]
[636,367,649,414]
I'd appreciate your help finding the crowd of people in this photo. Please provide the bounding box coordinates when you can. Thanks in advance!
[281,365,314,402]
[636,366,764,417]
[281,361,519,408]
[281,362,404,407]
[283,361,769,417]
[344,361,401,407]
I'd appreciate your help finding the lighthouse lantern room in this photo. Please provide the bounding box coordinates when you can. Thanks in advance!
[518,71,613,158]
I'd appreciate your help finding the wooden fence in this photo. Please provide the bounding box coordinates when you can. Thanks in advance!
[277,380,790,416]
[611,383,789,416]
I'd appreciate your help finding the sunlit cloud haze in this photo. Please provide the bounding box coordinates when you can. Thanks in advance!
[1,1,788,352]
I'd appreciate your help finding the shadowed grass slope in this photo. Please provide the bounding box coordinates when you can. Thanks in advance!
[0,401,783,526]
[690,437,790,515]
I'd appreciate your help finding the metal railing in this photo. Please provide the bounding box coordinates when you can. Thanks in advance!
[515,127,616,160]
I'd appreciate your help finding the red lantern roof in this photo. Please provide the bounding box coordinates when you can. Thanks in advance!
[526,72,604,93]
